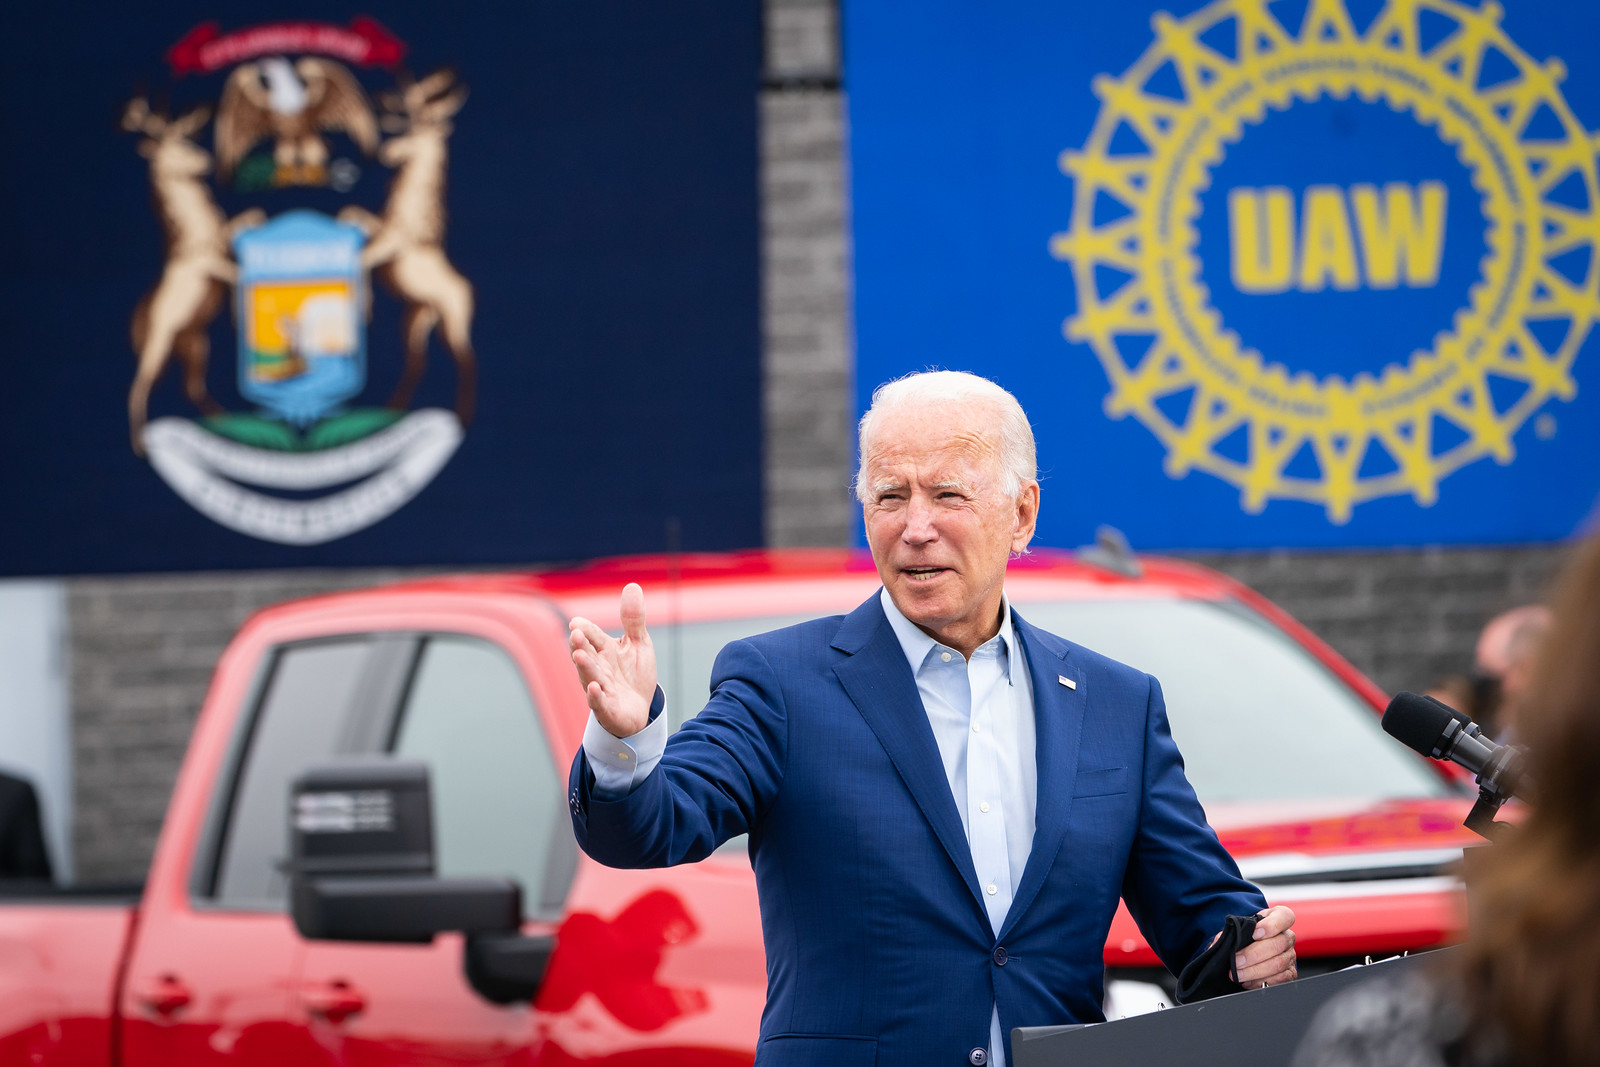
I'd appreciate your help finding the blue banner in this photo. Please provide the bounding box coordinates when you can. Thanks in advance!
[0,2,760,573]
[846,0,1600,548]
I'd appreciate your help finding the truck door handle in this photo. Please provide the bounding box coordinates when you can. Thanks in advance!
[134,974,193,1016]
[300,980,367,1023]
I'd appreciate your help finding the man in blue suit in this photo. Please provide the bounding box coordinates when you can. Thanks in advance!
[568,371,1297,1066]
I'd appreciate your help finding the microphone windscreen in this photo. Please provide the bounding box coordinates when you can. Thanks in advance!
[1381,692,1464,758]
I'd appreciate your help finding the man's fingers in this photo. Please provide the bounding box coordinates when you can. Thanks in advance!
[570,616,611,652]
[571,647,605,689]
[1253,905,1295,939]
[1235,934,1292,973]
[619,583,649,643]
[1235,906,1296,986]
[572,644,622,692]
[1235,945,1297,986]
[1243,927,1295,961]
[581,670,626,716]
[568,597,653,736]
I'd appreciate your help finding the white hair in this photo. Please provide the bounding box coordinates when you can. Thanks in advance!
[854,370,1038,503]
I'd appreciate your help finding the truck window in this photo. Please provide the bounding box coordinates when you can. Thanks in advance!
[391,635,574,920]
[213,639,377,908]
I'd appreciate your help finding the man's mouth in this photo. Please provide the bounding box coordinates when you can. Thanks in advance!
[902,566,948,583]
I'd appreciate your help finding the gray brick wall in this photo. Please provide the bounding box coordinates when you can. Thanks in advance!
[1191,544,1570,698]
[762,0,856,548]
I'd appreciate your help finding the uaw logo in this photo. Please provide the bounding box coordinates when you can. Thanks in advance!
[122,19,473,545]
[1052,0,1600,522]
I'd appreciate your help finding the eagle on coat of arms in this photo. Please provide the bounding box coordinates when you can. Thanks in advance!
[215,56,380,186]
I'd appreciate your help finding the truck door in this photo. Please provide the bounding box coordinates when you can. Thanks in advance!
[122,635,415,1066]
[293,633,577,1065]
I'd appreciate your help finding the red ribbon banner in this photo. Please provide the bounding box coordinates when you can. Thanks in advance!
[166,16,406,76]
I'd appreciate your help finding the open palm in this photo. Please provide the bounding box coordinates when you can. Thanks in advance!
[569,582,658,738]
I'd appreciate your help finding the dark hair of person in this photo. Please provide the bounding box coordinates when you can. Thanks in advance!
[1456,534,1600,1065]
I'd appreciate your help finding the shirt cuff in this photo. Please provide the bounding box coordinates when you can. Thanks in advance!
[582,688,668,798]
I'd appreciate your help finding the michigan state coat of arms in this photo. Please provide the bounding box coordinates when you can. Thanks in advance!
[123,19,473,545]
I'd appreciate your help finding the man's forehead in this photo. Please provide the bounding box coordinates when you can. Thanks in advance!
[869,401,1002,453]
[864,437,1000,490]
[868,435,994,467]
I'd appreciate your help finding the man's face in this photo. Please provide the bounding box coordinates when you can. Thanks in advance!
[861,400,1039,651]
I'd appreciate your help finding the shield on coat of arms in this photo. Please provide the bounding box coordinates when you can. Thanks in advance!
[234,210,367,427]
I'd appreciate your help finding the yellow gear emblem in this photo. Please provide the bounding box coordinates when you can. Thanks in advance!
[1051,0,1600,522]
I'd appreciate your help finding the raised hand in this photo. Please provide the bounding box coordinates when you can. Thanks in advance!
[569,582,658,739]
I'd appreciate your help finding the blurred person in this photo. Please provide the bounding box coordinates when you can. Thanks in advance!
[1493,607,1550,744]
[1293,537,1600,1067]
[0,770,53,881]
[567,370,1296,1067]
[1422,674,1473,715]
[1469,605,1550,737]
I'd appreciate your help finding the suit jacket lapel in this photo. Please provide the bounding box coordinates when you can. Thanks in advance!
[831,595,986,913]
[999,611,1087,942]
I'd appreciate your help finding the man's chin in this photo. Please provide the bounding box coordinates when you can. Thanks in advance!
[889,580,953,621]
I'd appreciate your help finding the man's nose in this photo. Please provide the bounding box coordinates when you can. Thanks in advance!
[901,495,938,543]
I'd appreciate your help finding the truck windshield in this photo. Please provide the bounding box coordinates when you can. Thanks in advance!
[651,596,1450,806]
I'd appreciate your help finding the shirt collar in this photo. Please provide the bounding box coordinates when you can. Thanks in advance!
[879,587,1019,686]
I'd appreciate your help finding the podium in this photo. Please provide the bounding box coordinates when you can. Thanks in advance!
[1012,950,1451,1066]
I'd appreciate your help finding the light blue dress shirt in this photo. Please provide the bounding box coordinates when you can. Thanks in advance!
[878,588,1036,1067]
[582,588,1039,1067]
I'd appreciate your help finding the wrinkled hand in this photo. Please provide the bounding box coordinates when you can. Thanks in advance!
[1233,905,1297,989]
[569,582,657,739]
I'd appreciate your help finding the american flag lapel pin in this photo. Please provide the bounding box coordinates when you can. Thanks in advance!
[1058,674,1076,690]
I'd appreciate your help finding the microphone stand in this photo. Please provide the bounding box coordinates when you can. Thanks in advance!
[1456,735,1533,941]
[1463,788,1509,840]
[1461,738,1528,840]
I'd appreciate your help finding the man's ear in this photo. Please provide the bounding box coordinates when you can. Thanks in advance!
[1011,482,1040,553]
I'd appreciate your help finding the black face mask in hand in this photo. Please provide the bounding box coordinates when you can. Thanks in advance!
[1174,913,1261,1004]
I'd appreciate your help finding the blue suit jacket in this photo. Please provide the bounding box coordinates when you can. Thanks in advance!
[569,593,1265,1066]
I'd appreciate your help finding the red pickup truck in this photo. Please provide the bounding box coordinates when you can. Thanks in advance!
[0,548,1477,1065]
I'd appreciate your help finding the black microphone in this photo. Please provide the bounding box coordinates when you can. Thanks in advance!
[1381,691,1530,802]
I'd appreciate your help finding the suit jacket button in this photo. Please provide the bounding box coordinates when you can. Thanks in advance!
[969,1048,988,1065]
[992,946,1008,966]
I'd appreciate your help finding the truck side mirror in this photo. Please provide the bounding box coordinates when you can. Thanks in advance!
[290,759,521,942]
[288,759,556,1003]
